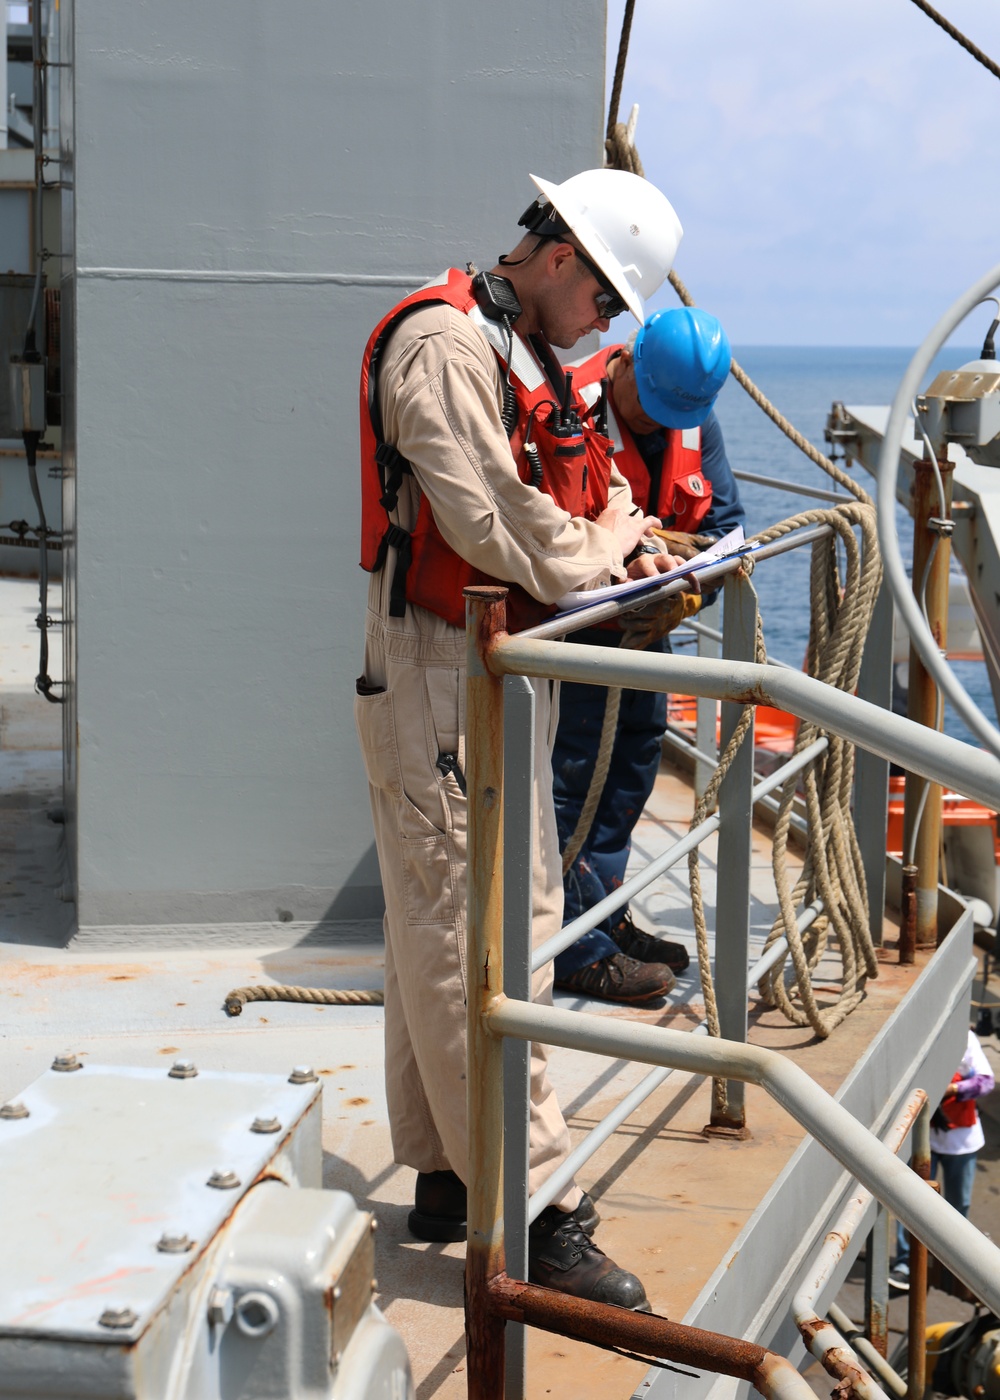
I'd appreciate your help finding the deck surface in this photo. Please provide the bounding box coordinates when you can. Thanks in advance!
[0,575,993,1400]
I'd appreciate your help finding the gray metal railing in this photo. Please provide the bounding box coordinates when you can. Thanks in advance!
[462,535,1000,1400]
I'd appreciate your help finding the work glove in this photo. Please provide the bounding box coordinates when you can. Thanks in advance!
[621,588,703,650]
[650,528,715,561]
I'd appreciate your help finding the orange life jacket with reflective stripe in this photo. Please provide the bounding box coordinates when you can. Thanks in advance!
[359,269,614,630]
[940,1073,978,1129]
[571,345,713,533]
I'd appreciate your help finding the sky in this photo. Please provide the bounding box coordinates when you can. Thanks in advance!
[606,0,1000,345]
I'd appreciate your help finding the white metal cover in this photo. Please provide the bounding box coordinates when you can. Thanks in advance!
[0,1063,321,1341]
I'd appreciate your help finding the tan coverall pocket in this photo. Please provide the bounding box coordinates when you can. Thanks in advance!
[355,686,458,928]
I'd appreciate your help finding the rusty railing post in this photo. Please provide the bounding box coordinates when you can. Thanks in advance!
[465,586,509,1400]
[906,1101,931,1400]
[901,454,953,947]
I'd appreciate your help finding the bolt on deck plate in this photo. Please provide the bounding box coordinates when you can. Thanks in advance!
[0,1064,320,1341]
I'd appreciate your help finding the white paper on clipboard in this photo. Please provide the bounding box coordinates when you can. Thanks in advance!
[554,526,752,615]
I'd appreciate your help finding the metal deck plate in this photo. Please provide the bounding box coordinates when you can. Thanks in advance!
[0,1064,320,1342]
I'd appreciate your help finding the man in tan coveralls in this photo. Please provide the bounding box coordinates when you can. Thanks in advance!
[355,169,685,1309]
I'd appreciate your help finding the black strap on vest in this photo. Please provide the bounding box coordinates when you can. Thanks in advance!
[366,299,451,617]
[372,523,413,617]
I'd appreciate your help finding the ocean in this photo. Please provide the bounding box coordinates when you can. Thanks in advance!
[712,346,997,746]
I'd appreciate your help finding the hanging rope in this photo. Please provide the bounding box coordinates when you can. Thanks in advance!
[906,0,1000,84]
[224,983,383,1016]
[684,503,882,1114]
[753,504,883,1036]
[602,5,873,505]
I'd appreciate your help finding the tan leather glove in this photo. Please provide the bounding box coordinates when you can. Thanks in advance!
[621,588,703,649]
[650,527,715,561]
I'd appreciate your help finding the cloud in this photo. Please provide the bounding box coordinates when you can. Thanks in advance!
[607,0,1000,342]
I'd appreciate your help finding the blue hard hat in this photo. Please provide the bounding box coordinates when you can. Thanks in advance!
[632,307,731,429]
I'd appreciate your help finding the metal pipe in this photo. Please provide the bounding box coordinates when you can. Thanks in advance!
[517,525,835,643]
[486,997,1000,1314]
[733,469,848,503]
[487,1275,819,1400]
[899,865,918,965]
[875,256,1000,758]
[531,738,828,971]
[465,587,509,1400]
[488,640,1000,812]
[526,905,823,1222]
[906,1104,932,1400]
[791,1090,926,1400]
[827,1304,907,1399]
[902,456,953,946]
[677,618,798,670]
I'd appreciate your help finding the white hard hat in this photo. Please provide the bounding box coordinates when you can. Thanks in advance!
[525,169,683,324]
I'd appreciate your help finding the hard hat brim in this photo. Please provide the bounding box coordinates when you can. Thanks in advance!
[530,173,646,324]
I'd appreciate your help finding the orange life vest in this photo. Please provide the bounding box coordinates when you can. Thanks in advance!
[940,1073,978,1129]
[571,345,713,533]
[359,269,615,631]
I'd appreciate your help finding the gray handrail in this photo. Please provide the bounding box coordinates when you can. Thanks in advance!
[490,640,1000,811]
[489,997,1000,1315]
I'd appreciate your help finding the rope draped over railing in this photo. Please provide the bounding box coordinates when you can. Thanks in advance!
[754,504,883,1036]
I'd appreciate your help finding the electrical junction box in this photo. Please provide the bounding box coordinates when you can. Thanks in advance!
[917,361,1000,467]
[0,1062,413,1400]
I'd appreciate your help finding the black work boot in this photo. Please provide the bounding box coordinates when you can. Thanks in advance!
[408,1170,600,1243]
[555,951,675,1004]
[610,909,690,974]
[408,1169,467,1242]
[528,1205,650,1311]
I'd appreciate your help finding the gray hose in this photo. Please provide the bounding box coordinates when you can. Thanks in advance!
[875,258,1000,759]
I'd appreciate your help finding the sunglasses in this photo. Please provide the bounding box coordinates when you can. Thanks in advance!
[571,245,629,320]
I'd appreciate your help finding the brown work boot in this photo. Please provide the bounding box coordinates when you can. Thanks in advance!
[610,909,690,974]
[528,1205,650,1311]
[555,952,675,1004]
[408,1170,600,1242]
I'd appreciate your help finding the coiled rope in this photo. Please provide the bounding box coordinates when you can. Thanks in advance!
[688,502,882,1113]
[224,984,383,1016]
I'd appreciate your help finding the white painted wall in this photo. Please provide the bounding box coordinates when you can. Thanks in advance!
[60,0,604,936]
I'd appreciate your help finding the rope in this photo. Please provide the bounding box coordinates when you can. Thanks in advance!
[684,503,882,1114]
[563,684,623,874]
[665,269,873,506]
[601,22,873,507]
[906,0,1000,84]
[606,0,638,141]
[224,983,384,1016]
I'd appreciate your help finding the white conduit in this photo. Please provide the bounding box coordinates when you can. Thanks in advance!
[790,1090,927,1400]
[876,258,1000,759]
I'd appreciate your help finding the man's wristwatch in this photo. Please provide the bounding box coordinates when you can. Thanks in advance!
[625,541,661,564]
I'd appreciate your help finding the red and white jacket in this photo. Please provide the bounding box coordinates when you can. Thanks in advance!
[570,345,713,534]
[359,269,616,631]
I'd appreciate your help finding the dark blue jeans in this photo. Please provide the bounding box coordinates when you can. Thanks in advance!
[552,630,668,979]
[895,1149,977,1264]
